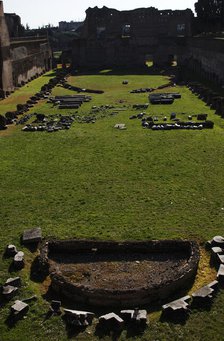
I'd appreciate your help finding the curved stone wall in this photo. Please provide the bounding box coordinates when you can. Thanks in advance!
[39,239,200,308]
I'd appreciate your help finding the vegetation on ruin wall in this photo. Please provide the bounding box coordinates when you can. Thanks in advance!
[1,69,224,340]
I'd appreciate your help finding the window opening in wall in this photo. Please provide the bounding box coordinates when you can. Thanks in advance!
[145,54,154,67]
[177,23,186,35]
[168,54,178,67]
[122,24,131,38]
[97,27,106,39]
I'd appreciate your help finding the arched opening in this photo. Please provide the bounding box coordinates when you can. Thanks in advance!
[145,54,154,68]
[168,54,178,67]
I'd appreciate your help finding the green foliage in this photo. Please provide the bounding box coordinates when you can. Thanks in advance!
[195,0,224,31]
[0,70,224,340]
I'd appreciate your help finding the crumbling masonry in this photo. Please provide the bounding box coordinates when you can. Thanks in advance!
[0,1,52,97]
[72,6,224,86]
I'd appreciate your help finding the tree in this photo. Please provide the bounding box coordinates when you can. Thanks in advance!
[195,0,224,31]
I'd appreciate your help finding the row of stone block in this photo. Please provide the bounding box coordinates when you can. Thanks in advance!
[1,277,21,301]
[162,236,224,321]
[5,228,42,272]
[2,228,42,323]
[48,300,147,331]
[0,69,70,131]
[5,245,24,269]
[187,82,224,118]
[162,280,219,320]
[208,236,224,285]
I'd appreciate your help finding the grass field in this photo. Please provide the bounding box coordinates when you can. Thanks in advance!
[1,68,224,340]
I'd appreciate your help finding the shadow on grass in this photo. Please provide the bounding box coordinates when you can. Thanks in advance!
[20,237,39,253]
[8,262,23,274]
[42,285,56,302]
[5,314,17,329]
[209,256,218,270]
[2,253,13,260]
[95,324,122,341]
[23,244,39,253]
[5,310,29,329]
[121,322,147,339]
[62,315,87,339]
[159,310,189,325]
[43,71,57,78]
[190,303,213,312]
[71,65,178,77]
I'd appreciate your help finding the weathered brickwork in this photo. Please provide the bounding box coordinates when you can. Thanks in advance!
[0,1,52,97]
[72,6,224,86]
[72,6,193,68]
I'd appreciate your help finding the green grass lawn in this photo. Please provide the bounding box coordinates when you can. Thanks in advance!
[0,69,224,340]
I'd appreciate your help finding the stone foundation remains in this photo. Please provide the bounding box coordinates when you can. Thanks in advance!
[38,239,200,308]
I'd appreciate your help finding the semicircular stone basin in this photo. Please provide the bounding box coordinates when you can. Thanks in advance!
[40,239,200,308]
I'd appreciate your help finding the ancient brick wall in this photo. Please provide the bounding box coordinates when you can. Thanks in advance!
[72,6,193,68]
[72,6,224,87]
[0,1,52,97]
[0,1,14,96]
[81,7,193,40]
[10,38,52,86]
[5,12,24,37]
[180,37,224,85]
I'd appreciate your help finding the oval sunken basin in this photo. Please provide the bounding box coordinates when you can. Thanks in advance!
[41,239,199,308]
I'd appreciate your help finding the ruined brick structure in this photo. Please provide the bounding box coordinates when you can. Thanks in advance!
[38,239,199,307]
[72,6,193,68]
[5,12,24,37]
[0,1,52,97]
[59,21,83,32]
[181,37,224,86]
[72,6,224,86]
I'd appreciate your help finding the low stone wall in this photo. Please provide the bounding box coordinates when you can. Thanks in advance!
[39,239,200,308]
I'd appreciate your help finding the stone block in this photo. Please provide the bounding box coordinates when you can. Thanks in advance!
[64,309,95,326]
[5,277,21,287]
[2,285,18,300]
[212,236,224,247]
[99,312,124,329]
[192,285,214,306]
[120,308,147,324]
[11,300,29,320]
[217,264,224,283]
[162,295,191,320]
[13,251,24,269]
[5,244,18,257]
[114,123,126,130]
[22,227,42,244]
